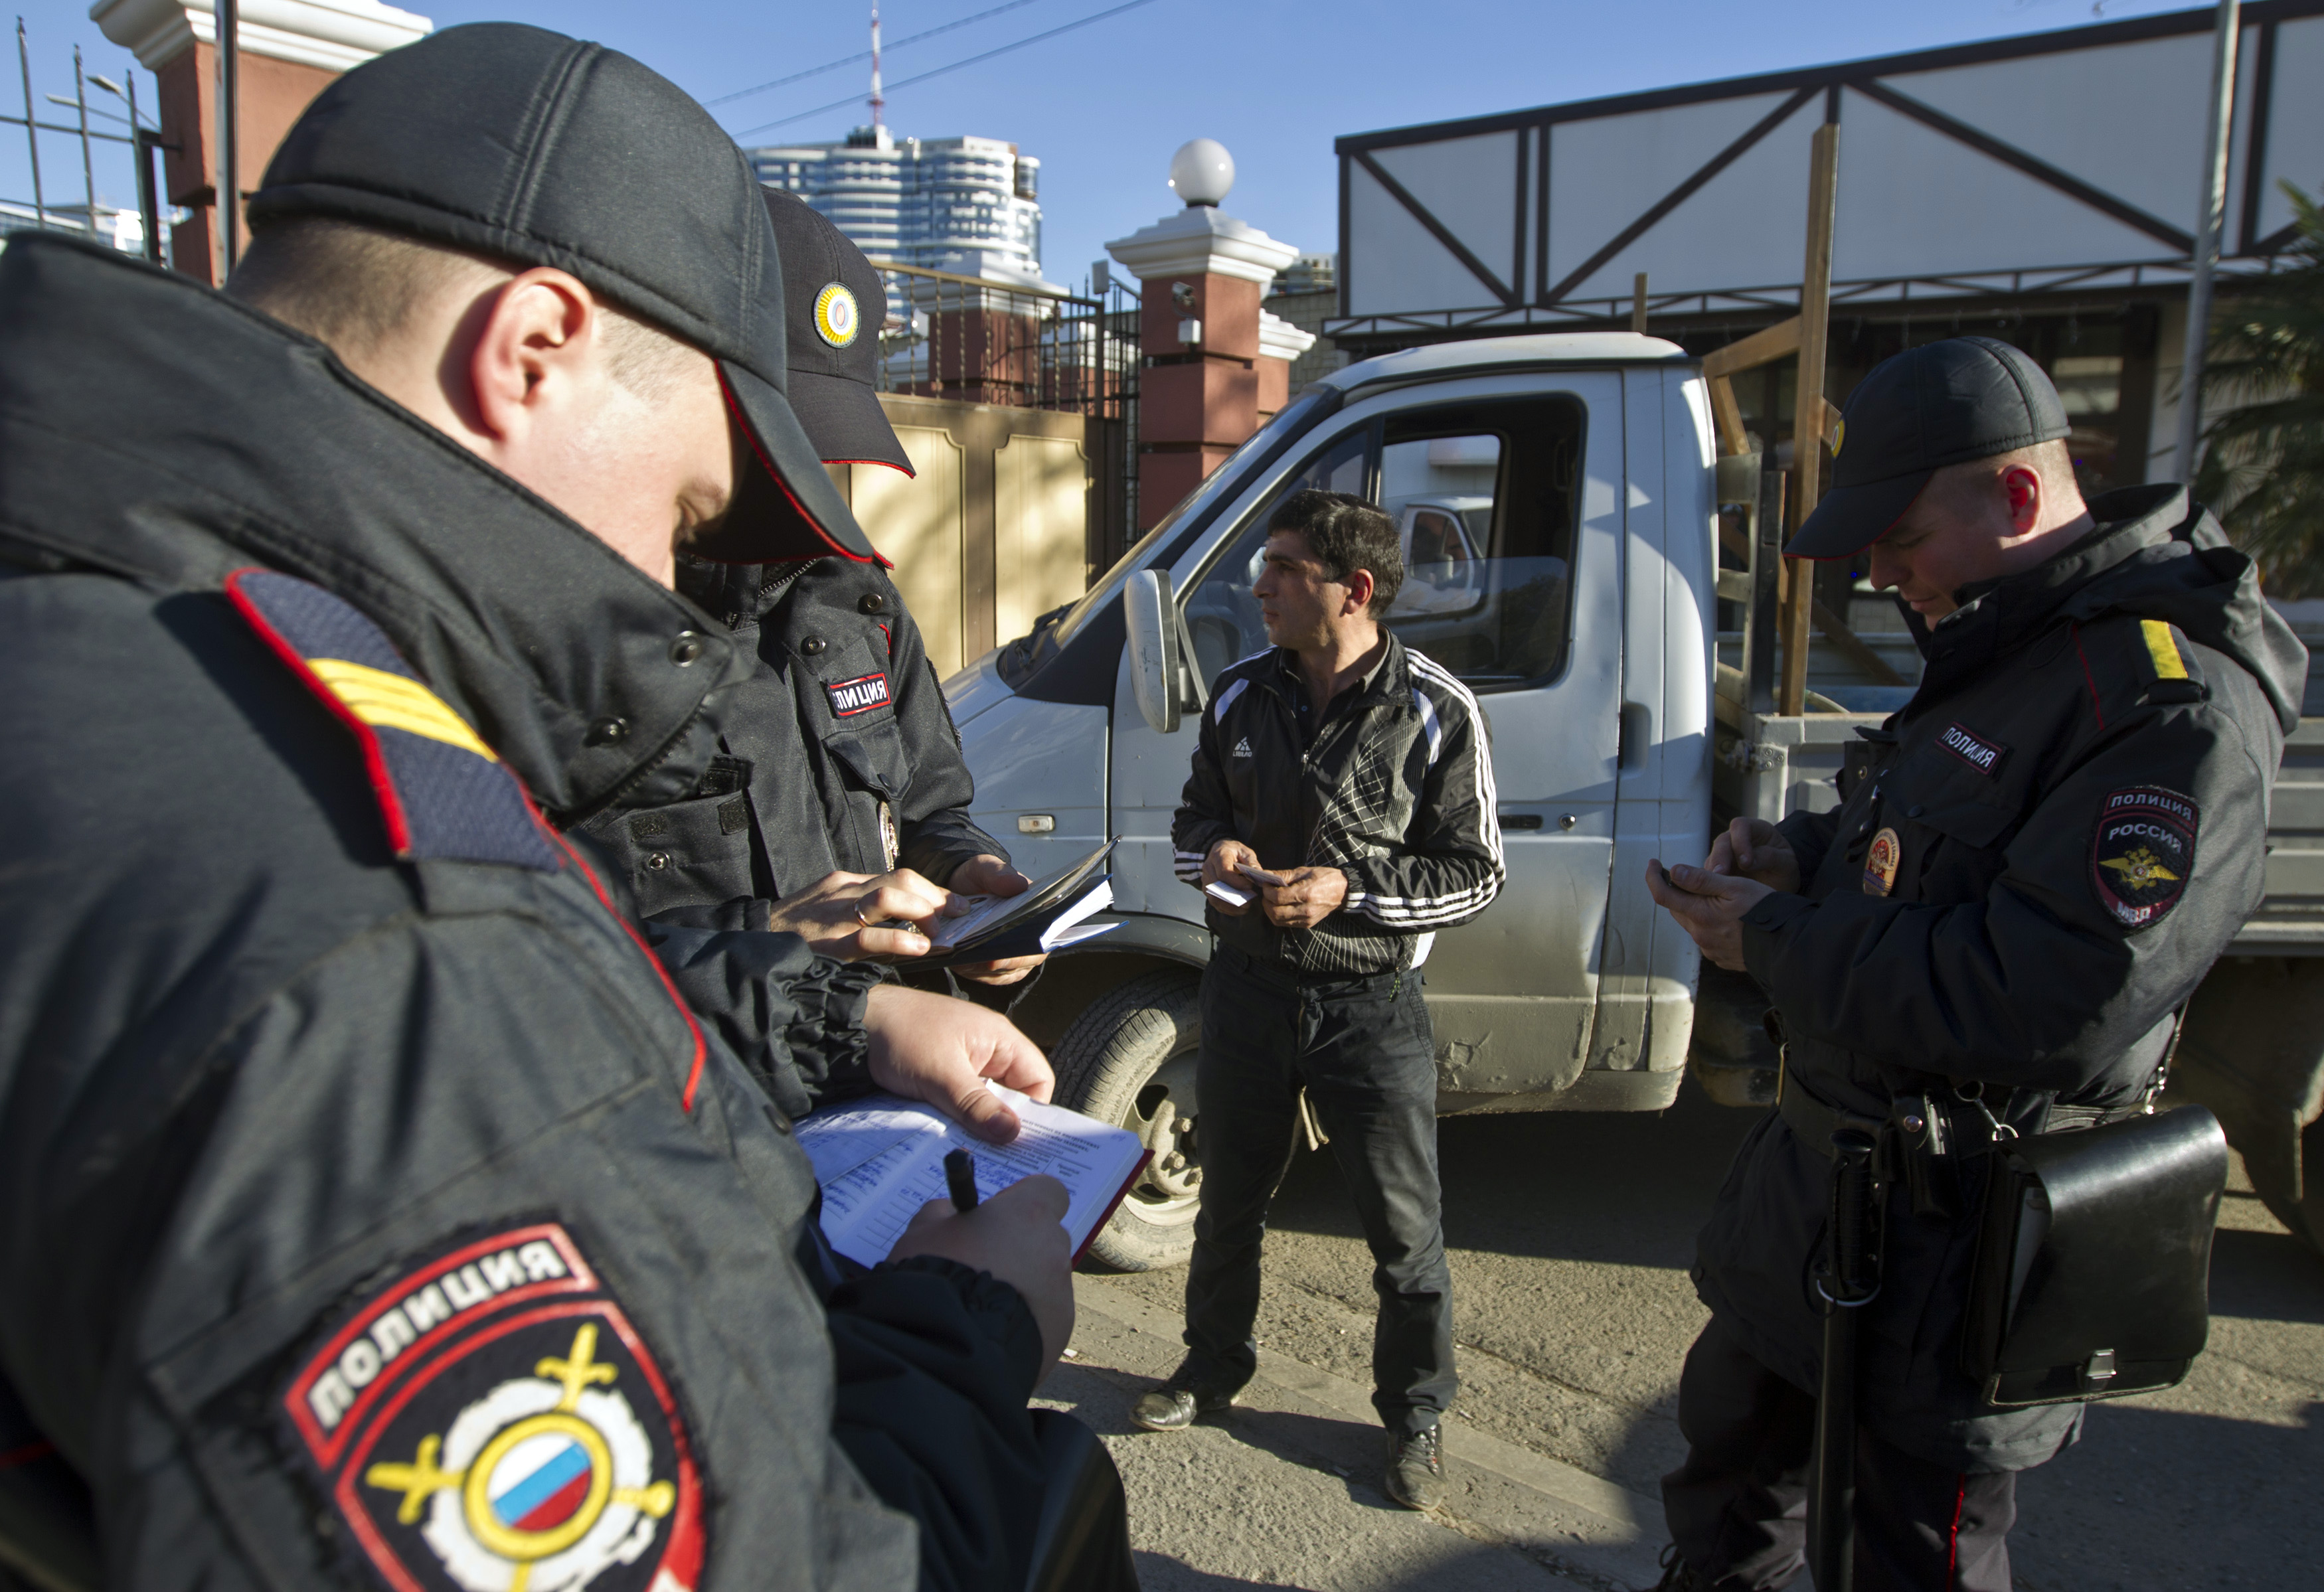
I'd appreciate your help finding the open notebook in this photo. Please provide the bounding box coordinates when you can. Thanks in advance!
[795,1084,1150,1267]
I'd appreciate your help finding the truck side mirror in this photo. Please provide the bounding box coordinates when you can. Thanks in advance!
[1125,568,1181,735]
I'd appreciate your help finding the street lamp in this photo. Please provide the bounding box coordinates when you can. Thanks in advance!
[87,65,163,266]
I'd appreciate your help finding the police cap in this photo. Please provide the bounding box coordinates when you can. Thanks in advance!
[247,23,880,565]
[763,191,914,477]
[1787,335,2071,560]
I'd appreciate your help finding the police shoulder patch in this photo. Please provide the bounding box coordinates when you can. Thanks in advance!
[2092,785,2199,930]
[225,570,560,871]
[283,1222,706,1592]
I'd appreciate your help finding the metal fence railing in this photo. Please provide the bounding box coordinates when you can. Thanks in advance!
[3,23,168,266]
[866,259,1143,564]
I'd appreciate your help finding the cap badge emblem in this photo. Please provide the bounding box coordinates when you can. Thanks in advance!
[815,282,860,348]
[1830,416,1845,458]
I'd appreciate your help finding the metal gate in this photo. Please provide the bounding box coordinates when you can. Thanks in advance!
[866,260,1142,572]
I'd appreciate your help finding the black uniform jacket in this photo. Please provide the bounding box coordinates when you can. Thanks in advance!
[1698,486,2307,1473]
[582,555,1006,919]
[0,238,1044,1592]
[1171,635,1505,976]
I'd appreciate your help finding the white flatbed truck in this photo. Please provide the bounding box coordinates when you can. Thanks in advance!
[940,333,2324,1267]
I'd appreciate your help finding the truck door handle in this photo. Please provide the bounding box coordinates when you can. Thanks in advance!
[1618,704,1651,771]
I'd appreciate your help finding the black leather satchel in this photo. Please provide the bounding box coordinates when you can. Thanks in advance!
[1961,1104,2228,1409]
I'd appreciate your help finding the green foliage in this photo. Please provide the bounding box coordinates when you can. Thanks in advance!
[2195,183,2324,598]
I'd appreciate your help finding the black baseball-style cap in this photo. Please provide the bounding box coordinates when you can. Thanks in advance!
[1786,335,2072,559]
[764,191,914,476]
[247,22,880,565]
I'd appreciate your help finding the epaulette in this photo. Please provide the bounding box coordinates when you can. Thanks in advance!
[2072,613,2210,729]
[2130,617,2210,706]
[224,569,562,871]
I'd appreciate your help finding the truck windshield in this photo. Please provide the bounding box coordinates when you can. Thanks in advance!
[1037,388,1336,659]
[1180,394,1587,693]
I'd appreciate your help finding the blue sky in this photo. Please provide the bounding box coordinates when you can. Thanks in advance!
[12,0,2202,289]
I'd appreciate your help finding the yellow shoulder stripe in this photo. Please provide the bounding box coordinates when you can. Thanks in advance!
[307,658,499,763]
[2139,619,2189,682]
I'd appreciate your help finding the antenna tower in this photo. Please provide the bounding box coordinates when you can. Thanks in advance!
[869,3,884,133]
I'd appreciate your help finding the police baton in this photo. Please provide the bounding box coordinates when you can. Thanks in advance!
[1810,1127,1882,1592]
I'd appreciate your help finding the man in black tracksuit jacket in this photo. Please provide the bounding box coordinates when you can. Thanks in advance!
[1648,339,2306,1591]
[1144,490,1503,1510]
[0,27,1070,1592]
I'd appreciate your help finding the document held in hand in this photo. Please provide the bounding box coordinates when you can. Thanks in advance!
[794,1083,1151,1266]
[918,840,1118,966]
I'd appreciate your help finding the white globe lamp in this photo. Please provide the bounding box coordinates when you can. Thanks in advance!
[1168,139,1235,208]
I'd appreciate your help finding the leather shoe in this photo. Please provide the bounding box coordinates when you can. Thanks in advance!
[1653,1544,1713,1591]
[1129,1378,1238,1431]
[1382,1425,1445,1510]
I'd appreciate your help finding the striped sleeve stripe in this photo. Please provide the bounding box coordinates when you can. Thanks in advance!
[1411,687,1442,766]
[1211,675,1250,720]
[1404,653,1504,869]
[1347,892,1498,922]
[1346,876,1504,926]
[1355,898,1501,929]
[1346,876,1505,910]
[1347,896,1498,929]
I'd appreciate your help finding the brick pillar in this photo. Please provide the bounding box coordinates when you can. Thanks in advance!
[918,305,1043,406]
[1106,147,1298,530]
[94,0,432,283]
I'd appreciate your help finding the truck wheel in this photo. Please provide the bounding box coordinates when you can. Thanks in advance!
[1052,968,1205,1273]
[2173,957,2324,1247]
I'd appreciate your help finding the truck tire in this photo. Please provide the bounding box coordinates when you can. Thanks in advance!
[2172,957,2324,1247]
[1052,968,1206,1273]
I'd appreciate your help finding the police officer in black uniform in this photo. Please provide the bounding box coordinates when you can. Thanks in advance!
[0,25,1082,1592]
[1645,337,2307,1591]
[585,192,1042,1004]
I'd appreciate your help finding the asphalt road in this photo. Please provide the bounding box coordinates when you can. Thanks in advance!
[1056,1083,2324,1591]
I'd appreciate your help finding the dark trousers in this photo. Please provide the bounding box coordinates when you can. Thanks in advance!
[1180,947,1455,1435]
[1661,1316,2017,1592]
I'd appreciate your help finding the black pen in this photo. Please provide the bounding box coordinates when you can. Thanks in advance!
[944,1147,979,1212]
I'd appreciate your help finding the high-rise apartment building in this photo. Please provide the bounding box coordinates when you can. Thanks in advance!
[748,125,1045,286]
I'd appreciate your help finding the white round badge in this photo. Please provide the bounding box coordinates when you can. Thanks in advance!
[814,283,859,349]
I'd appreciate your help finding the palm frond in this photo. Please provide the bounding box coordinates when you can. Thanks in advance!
[2195,184,2324,596]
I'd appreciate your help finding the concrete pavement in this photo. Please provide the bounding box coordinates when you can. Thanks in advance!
[1053,1084,2324,1591]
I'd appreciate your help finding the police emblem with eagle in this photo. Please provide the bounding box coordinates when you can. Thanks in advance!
[2091,786,2199,930]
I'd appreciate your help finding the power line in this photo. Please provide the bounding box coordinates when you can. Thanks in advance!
[705,0,1046,109]
[732,0,1160,139]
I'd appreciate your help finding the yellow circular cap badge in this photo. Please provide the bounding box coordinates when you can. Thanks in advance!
[1831,416,1845,458]
[814,282,859,348]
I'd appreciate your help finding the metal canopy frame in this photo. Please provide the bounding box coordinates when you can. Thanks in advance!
[1331,0,2320,334]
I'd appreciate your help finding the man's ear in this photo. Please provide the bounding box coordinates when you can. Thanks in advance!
[463,268,596,443]
[1343,567,1376,615]
[2000,462,2044,536]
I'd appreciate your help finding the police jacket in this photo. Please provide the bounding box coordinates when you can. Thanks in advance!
[580,555,1007,919]
[1171,635,1505,975]
[0,238,1046,1592]
[1695,485,2307,1473]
